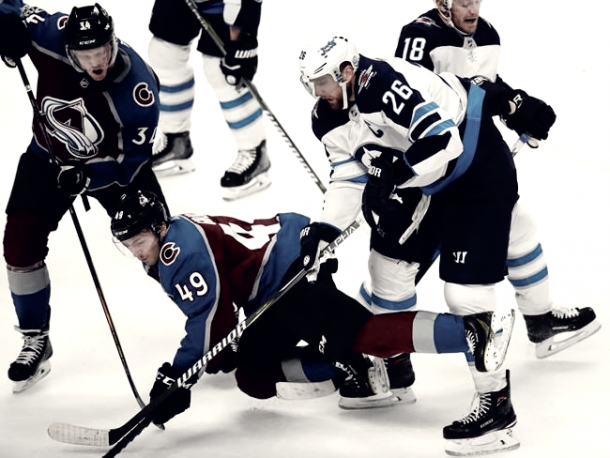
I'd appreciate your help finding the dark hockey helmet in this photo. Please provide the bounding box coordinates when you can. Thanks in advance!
[64,3,118,71]
[111,190,168,242]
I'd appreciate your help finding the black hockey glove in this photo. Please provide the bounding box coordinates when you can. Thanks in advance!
[501,89,556,144]
[57,163,90,196]
[0,14,31,67]
[299,222,340,283]
[220,34,258,86]
[362,154,412,229]
[149,362,195,426]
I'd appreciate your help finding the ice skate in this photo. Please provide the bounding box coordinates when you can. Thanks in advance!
[221,140,271,201]
[8,325,53,394]
[444,370,520,456]
[465,310,515,373]
[152,131,196,177]
[524,306,600,359]
[337,353,394,410]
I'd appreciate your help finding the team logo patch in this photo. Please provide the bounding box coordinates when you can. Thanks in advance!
[133,82,155,107]
[161,242,180,266]
[41,96,104,159]
[357,65,376,94]
[415,17,441,28]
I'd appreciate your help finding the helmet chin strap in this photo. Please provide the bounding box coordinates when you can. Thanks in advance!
[340,81,349,110]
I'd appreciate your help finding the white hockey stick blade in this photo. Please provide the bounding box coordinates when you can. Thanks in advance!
[276,379,338,400]
[535,319,601,359]
[445,428,520,456]
[48,422,110,447]
[485,309,516,372]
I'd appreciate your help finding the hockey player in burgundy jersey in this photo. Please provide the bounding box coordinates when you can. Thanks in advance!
[110,189,514,428]
[394,0,600,363]
[0,2,167,394]
[297,35,558,454]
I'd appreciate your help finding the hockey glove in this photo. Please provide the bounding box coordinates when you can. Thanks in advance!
[299,222,340,283]
[0,14,31,67]
[362,154,411,229]
[502,89,556,145]
[57,163,90,196]
[220,34,258,86]
[149,362,195,426]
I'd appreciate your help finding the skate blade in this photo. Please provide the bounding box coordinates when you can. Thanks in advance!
[445,428,520,456]
[153,158,196,178]
[338,387,416,410]
[276,380,338,400]
[12,360,51,394]
[485,309,516,371]
[535,320,602,359]
[222,172,272,201]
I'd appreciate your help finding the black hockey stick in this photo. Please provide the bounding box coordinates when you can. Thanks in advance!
[182,0,327,194]
[47,215,365,456]
[15,59,155,424]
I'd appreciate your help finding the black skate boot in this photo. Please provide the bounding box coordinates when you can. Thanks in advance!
[443,370,520,456]
[464,310,515,372]
[152,131,196,177]
[385,353,417,401]
[8,325,53,394]
[524,307,600,359]
[221,140,271,201]
[337,352,392,410]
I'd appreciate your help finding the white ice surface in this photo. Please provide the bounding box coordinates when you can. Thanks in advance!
[0,1,609,457]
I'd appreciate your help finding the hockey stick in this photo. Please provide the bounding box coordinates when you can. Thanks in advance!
[47,215,365,455]
[182,0,327,194]
[15,59,154,423]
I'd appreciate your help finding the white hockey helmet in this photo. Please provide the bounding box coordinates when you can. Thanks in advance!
[299,36,359,108]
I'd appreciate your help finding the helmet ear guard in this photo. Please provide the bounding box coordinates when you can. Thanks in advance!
[64,3,118,72]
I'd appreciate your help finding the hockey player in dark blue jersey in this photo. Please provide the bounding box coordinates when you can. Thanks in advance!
[0,2,168,394]
[147,0,271,201]
[394,0,600,362]
[297,35,559,454]
[109,189,514,429]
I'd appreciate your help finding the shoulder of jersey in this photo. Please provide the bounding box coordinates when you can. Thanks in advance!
[311,99,350,140]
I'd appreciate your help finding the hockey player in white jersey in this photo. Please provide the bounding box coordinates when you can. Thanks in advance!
[298,35,557,455]
[148,0,271,201]
[393,0,600,359]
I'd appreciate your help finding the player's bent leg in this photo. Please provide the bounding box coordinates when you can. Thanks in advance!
[507,204,601,357]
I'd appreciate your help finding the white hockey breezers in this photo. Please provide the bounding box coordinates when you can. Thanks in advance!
[535,319,601,359]
[445,427,520,456]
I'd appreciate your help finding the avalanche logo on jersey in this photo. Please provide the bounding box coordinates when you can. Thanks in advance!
[41,96,104,159]
[161,242,180,266]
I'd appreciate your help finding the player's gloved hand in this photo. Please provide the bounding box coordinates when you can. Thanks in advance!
[501,89,556,147]
[0,14,31,68]
[362,154,409,229]
[149,362,195,426]
[220,33,258,86]
[299,222,340,283]
[57,163,90,196]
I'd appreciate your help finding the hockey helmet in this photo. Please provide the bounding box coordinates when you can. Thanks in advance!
[111,190,168,242]
[299,36,359,108]
[65,3,118,72]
